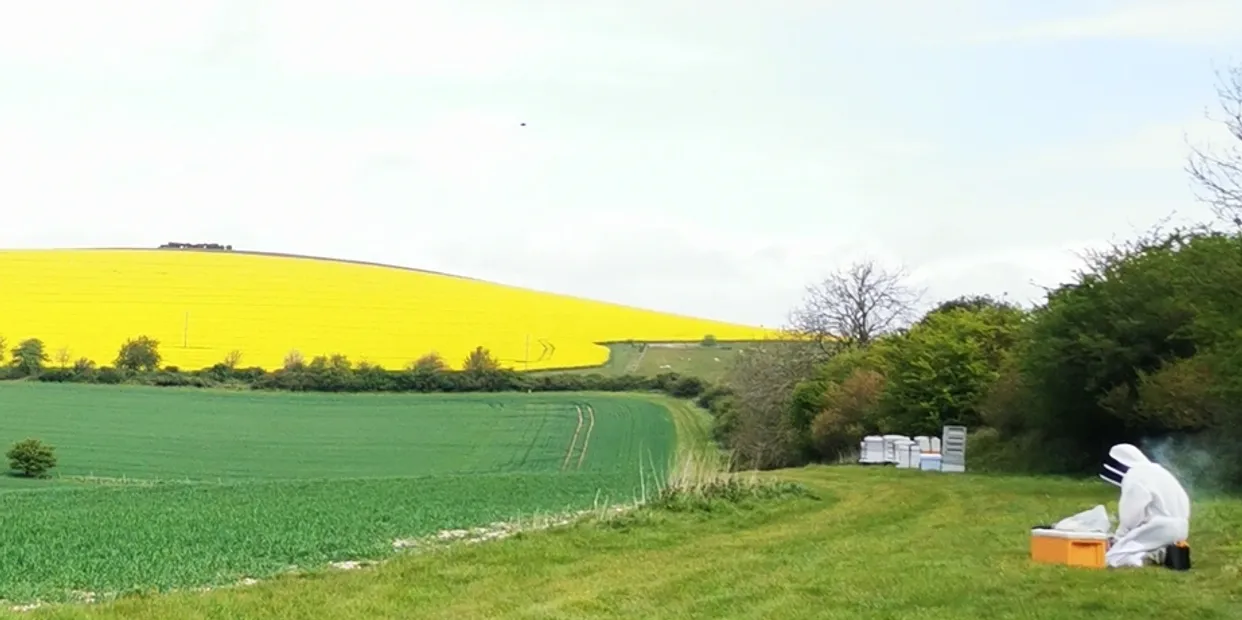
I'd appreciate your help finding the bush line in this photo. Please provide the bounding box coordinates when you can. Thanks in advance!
[0,337,713,400]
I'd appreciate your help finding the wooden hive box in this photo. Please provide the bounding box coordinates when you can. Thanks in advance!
[1030,528,1109,569]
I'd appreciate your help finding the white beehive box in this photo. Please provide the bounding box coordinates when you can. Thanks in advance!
[940,425,967,473]
[882,435,910,463]
[894,439,920,469]
[859,436,887,464]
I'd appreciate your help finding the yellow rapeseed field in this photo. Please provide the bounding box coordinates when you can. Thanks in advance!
[0,249,781,371]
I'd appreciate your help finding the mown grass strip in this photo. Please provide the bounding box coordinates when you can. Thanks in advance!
[16,466,1241,620]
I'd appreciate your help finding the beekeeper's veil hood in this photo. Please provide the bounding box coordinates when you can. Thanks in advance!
[1100,443,1151,487]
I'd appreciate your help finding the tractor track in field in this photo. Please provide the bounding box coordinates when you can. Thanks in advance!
[515,404,553,469]
[561,405,585,471]
[575,405,596,470]
[624,345,647,373]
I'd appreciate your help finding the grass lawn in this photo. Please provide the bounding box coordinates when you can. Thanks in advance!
[19,466,1242,619]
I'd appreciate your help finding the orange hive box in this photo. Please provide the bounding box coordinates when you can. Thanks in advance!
[1030,528,1109,569]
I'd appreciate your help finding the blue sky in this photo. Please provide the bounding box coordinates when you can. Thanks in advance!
[2,0,1240,327]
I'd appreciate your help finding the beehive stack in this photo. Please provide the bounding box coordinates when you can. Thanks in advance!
[941,425,967,473]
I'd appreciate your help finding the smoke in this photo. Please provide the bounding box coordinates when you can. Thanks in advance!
[1139,434,1235,497]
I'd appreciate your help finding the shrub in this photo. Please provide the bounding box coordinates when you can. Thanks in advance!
[6,438,57,478]
[283,350,306,371]
[810,368,886,460]
[95,367,124,384]
[35,368,76,383]
[695,385,733,411]
[408,352,448,373]
[701,334,718,347]
[669,376,707,398]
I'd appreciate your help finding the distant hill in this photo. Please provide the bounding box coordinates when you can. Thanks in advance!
[0,248,783,371]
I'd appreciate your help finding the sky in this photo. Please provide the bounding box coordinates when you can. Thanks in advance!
[2,0,1240,328]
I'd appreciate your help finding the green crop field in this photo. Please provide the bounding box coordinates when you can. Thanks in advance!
[0,383,682,604]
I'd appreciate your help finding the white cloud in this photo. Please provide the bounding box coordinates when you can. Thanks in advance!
[978,0,1242,45]
[1024,117,1231,173]
[252,1,549,79]
[0,1,224,74]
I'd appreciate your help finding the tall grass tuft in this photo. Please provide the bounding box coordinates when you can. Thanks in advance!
[643,449,813,512]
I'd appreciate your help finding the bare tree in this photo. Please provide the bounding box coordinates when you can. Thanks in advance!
[55,347,72,369]
[789,259,924,350]
[720,338,822,470]
[1187,64,1242,226]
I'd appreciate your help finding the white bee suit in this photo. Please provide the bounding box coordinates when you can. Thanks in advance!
[1099,444,1191,568]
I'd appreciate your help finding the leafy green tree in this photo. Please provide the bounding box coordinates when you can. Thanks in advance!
[409,352,448,373]
[115,336,162,372]
[10,338,49,377]
[999,228,1242,472]
[918,294,1020,325]
[1129,355,1223,432]
[6,438,57,478]
[462,346,501,372]
[878,304,1025,436]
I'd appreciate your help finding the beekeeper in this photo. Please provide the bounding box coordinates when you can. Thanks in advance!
[1099,443,1191,568]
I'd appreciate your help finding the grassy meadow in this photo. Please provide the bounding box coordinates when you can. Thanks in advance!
[541,341,783,384]
[0,249,779,371]
[0,383,687,603]
[12,466,1241,620]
